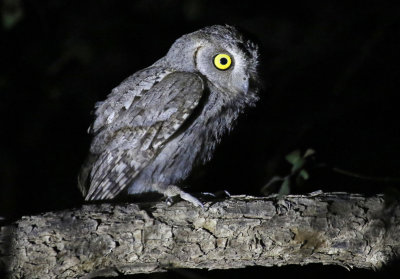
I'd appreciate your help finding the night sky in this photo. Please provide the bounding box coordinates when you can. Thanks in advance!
[1,0,400,277]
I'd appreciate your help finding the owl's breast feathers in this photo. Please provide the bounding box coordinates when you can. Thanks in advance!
[78,70,206,200]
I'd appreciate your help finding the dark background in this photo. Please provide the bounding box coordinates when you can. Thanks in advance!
[1,0,400,278]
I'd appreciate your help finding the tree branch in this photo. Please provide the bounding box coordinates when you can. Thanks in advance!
[1,192,399,279]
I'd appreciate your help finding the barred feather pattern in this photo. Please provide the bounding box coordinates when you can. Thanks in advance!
[78,25,260,202]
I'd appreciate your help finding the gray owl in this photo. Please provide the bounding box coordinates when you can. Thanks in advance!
[78,25,260,207]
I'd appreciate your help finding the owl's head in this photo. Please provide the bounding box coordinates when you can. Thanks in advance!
[165,25,260,104]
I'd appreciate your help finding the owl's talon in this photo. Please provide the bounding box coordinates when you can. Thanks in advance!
[223,190,231,197]
[158,185,203,208]
[179,191,204,208]
[201,192,216,197]
[200,190,231,199]
[165,196,174,206]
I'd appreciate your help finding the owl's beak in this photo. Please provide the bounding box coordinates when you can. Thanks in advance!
[241,76,249,94]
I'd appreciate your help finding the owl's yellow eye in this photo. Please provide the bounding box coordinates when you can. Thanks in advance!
[213,53,232,70]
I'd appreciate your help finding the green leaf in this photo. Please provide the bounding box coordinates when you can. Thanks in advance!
[299,169,309,180]
[303,148,316,158]
[1,0,24,30]
[285,150,301,165]
[285,150,306,173]
[278,178,291,197]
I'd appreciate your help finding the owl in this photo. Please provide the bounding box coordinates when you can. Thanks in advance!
[78,25,260,207]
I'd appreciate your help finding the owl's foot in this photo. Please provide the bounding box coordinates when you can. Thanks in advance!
[201,190,231,198]
[154,184,203,208]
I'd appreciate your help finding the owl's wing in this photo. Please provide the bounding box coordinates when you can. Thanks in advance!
[82,71,205,201]
[89,64,173,136]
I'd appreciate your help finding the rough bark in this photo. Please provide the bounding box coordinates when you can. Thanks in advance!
[1,192,399,279]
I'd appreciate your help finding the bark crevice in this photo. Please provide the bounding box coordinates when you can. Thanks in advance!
[1,193,399,279]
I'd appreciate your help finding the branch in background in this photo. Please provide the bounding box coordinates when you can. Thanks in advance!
[1,193,399,279]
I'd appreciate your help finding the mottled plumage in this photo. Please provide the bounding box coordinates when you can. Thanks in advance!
[78,25,260,206]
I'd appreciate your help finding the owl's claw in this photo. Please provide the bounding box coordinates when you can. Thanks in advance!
[201,190,231,198]
[160,185,204,208]
[179,191,204,208]
[165,196,174,206]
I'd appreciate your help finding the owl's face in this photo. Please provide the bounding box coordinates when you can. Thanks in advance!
[166,25,259,99]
